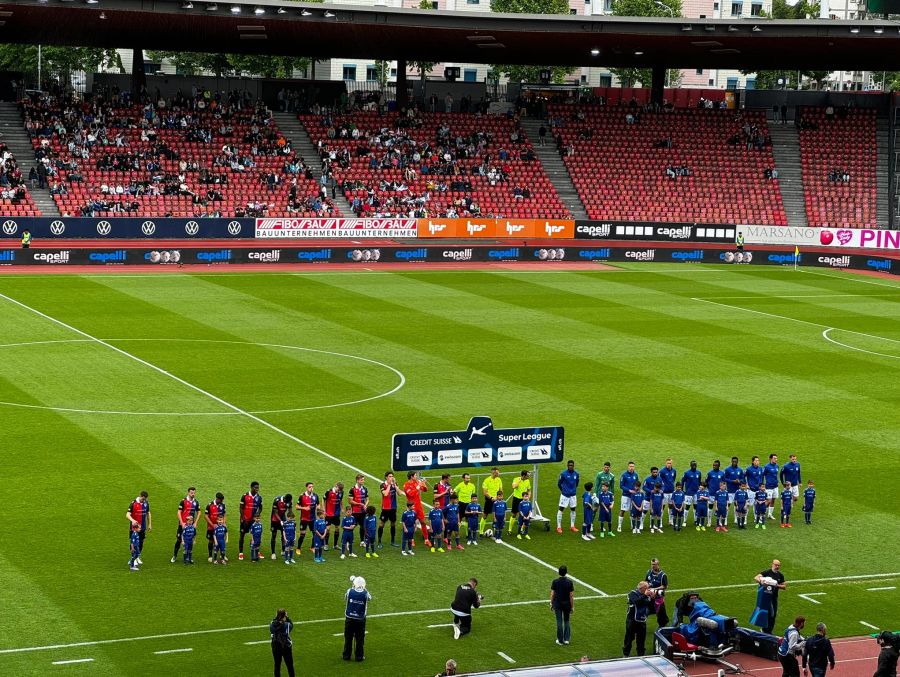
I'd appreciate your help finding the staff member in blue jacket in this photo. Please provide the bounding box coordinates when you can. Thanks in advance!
[623,581,658,657]
[343,576,371,662]
[270,609,295,677]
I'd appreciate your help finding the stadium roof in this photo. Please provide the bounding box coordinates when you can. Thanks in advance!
[1,0,899,70]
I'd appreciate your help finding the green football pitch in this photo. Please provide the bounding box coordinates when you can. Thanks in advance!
[0,263,898,676]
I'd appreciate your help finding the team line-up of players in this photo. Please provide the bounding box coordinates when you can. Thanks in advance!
[124,453,816,570]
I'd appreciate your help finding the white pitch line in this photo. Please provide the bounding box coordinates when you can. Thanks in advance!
[860,621,881,630]
[4,574,899,656]
[0,291,602,596]
[798,592,826,605]
[697,293,900,299]
[332,631,368,637]
[153,648,192,655]
[822,328,900,361]
[51,658,94,665]
[496,539,607,596]
[799,268,900,290]
[243,640,270,645]
[867,586,896,591]
[497,651,516,664]
[427,624,455,629]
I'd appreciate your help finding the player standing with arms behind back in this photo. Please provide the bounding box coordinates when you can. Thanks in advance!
[404,471,432,548]
[378,472,399,549]
[238,481,262,561]
[557,460,580,534]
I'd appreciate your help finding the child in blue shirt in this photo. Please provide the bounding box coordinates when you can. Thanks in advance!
[444,495,462,549]
[429,506,446,553]
[630,482,644,534]
[466,500,482,546]
[694,483,710,532]
[598,483,615,538]
[129,524,141,571]
[213,517,228,565]
[364,505,378,558]
[492,490,508,543]
[650,484,665,533]
[313,508,328,563]
[780,482,794,528]
[283,512,297,564]
[249,515,262,562]
[714,482,730,532]
[401,502,418,555]
[734,482,750,530]
[802,480,816,525]
[582,482,596,541]
[754,489,768,529]
[340,505,358,559]
[670,483,686,532]
[516,491,532,540]
[182,516,197,565]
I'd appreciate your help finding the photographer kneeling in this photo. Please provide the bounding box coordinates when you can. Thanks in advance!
[451,578,482,640]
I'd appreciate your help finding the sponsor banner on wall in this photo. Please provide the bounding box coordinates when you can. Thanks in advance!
[0,217,252,240]
[574,221,735,243]
[255,218,418,239]
[416,218,575,239]
[743,225,900,251]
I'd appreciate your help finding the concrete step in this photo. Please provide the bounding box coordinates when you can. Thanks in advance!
[520,118,587,219]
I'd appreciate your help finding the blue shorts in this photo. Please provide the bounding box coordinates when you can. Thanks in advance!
[446,522,459,532]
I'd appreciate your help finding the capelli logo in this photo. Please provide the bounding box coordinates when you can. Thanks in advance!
[625,250,655,261]
[0,250,15,262]
[443,249,473,261]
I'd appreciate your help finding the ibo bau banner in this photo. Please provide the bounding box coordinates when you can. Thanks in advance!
[392,416,564,471]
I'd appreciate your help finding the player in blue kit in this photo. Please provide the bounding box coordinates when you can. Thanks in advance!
[493,490,508,543]
[444,494,463,549]
[340,505,358,559]
[429,506,446,553]
[705,461,725,527]
[724,457,745,525]
[681,461,702,526]
[630,482,645,534]
[649,484,665,533]
[640,468,661,531]
[746,456,764,493]
[802,481,816,525]
[694,483,710,531]
[249,515,263,563]
[659,459,677,526]
[734,482,750,530]
[517,491,532,540]
[597,483,614,538]
[617,461,639,533]
[780,454,801,500]
[754,488,768,529]
[779,483,794,528]
[763,454,780,520]
[582,482,596,540]
[313,508,328,563]
[128,524,141,571]
[401,503,418,556]
[213,516,228,565]
[466,499,482,546]
[713,482,729,532]
[182,516,197,564]
[670,483,686,532]
[283,513,297,564]
[363,505,378,558]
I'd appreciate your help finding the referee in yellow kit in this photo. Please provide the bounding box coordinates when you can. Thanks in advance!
[480,468,503,535]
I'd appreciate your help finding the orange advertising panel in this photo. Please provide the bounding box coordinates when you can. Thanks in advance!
[417,218,573,239]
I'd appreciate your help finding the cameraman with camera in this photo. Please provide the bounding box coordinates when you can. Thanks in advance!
[874,631,899,677]
[451,578,482,640]
[777,615,806,677]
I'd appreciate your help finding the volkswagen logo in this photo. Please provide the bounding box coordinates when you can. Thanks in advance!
[227,221,242,236]
[96,221,112,236]
[185,221,200,236]
[141,221,156,236]
[49,220,66,235]
[2,220,18,235]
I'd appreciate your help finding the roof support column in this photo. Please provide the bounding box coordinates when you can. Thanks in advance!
[651,65,665,107]
[131,48,146,98]
[396,58,408,109]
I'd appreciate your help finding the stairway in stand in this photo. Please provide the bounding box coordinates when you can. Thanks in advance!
[272,111,354,217]
[767,123,808,229]
[520,118,588,220]
[0,101,61,217]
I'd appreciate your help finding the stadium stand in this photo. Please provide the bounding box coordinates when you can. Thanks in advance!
[299,110,570,219]
[547,104,788,226]
[20,91,337,219]
[0,141,40,217]
[797,106,878,228]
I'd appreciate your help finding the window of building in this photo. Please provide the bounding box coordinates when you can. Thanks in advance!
[580,74,588,83]
[366,65,377,82]
[699,14,707,18]
[713,1,719,8]
[430,0,438,7]
[750,1,762,14]
[731,1,743,16]
[603,0,613,10]
[745,78,756,90]
[466,0,478,4]
[343,65,357,81]
[708,78,715,86]
[570,7,578,13]
[464,68,478,82]
[390,68,397,77]
[696,68,704,75]
[599,74,612,87]
[726,77,739,89]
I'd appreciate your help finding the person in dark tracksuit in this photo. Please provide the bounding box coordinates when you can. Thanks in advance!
[344,576,371,661]
[451,578,482,640]
[623,581,657,657]
[270,609,295,677]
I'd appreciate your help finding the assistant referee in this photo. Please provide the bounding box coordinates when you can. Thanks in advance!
[480,468,503,535]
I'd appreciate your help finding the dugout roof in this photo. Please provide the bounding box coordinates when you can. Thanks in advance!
[0,0,899,70]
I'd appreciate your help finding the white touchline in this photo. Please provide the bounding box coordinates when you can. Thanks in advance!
[497,652,515,663]
[798,593,826,605]
[332,631,368,637]
[51,658,94,665]
[3,574,898,656]
[867,586,896,591]
[860,621,880,630]
[153,648,192,655]
[244,640,270,645]
[799,268,900,290]
[427,624,454,629]
[496,540,607,596]
[822,328,900,361]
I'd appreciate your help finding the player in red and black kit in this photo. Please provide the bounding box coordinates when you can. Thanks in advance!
[433,473,452,546]
[238,481,262,561]
[172,486,199,563]
[349,474,369,545]
[296,483,319,554]
[125,491,151,561]
[204,492,226,563]
[377,471,399,549]
[404,471,432,548]
[323,482,344,550]
[269,493,292,560]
